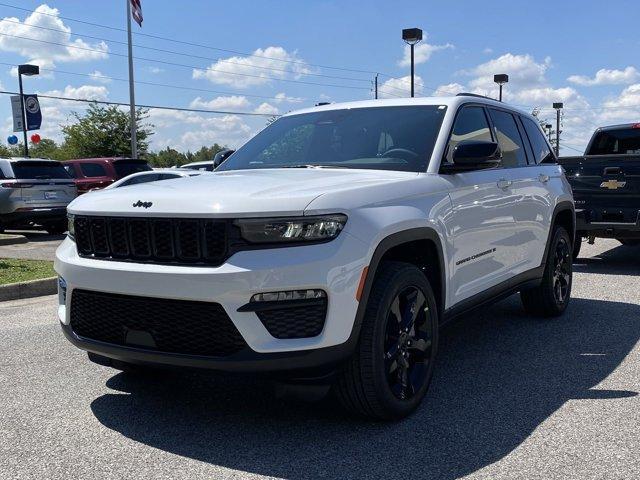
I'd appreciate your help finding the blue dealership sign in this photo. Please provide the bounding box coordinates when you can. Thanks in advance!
[23,94,42,131]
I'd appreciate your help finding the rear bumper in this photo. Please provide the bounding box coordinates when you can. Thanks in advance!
[0,207,67,225]
[60,321,354,374]
[576,208,640,238]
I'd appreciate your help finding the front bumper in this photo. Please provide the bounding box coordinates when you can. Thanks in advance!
[54,232,369,371]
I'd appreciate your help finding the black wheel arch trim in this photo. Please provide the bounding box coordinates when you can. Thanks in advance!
[541,201,575,268]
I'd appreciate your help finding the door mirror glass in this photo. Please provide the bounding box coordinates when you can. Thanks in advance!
[445,140,501,172]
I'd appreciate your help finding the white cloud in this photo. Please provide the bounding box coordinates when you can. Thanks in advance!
[88,70,111,84]
[378,75,424,98]
[193,46,312,88]
[44,84,109,101]
[567,67,640,86]
[189,95,251,111]
[433,82,465,96]
[274,92,304,104]
[147,66,164,74]
[483,48,493,55]
[0,4,109,68]
[398,38,453,67]
[253,102,279,115]
[465,53,551,93]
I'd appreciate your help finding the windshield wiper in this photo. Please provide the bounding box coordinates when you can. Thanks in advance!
[279,164,349,169]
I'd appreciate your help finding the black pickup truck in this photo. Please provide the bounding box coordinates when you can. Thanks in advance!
[559,123,640,258]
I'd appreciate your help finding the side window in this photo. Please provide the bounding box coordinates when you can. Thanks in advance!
[521,117,555,164]
[80,163,107,178]
[489,109,528,168]
[63,165,76,178]
[446,106,493,163]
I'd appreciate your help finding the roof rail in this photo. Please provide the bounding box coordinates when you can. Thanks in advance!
[456,92,495,100]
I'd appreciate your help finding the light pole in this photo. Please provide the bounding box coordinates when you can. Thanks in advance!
[553,102,563,156]
[493,74,509,102]
[17,64,39,158]
[402,28,422,98]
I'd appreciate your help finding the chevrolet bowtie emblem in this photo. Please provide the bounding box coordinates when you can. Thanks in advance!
[600,179,626,190]
[132,200,153,208]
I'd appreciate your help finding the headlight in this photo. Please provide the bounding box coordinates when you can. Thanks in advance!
[235,214,347,244]
[67,214,75,240]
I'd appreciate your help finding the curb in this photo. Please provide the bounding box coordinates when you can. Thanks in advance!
[0,234,28,246]
[0,277,58,302]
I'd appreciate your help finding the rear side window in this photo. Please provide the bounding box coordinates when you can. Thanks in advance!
[587,128,640,155]
[489,109,528,168]
[446,106,493,162]
[80,163,107,178]
[521,117,554,164]
[113,160,152,178]
[63,165,76,178]
[11,161,71,179]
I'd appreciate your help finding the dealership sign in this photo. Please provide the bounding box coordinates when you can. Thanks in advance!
[10,94,42,132]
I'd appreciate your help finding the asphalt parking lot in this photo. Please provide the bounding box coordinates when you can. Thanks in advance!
[0,230,64,261]
[1,239,638,480]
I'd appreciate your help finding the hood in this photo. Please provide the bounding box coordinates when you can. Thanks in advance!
[68,168,419,217]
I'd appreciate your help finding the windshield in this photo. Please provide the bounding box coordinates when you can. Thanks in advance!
[113,160,152,178]
[587,127,640,155]
[11,161,71,179]
[217,106,447,173]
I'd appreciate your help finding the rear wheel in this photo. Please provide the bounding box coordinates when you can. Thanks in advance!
[334,261,438,420]
[521,226,572,317]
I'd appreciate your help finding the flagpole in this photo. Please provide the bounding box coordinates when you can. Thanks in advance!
[126,0,138,159]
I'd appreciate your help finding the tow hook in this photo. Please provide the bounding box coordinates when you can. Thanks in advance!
[588,235,596,245]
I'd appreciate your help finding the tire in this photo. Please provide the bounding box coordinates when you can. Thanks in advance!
[572,236,582,261]
[618,239,640,247]
[334,261,439,420]
[521,226,572,317]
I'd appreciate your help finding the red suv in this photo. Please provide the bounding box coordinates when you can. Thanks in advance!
[63,157,152,194]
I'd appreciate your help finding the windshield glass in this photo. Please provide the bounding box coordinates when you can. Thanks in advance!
[217,106,447,173]
[11,161,71,179]
[113,160,152,178]
[587,127,640,155]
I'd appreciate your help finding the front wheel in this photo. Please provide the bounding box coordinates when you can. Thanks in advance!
[572,236,582,261]
[334,261,439,420]
[521,226,572,317]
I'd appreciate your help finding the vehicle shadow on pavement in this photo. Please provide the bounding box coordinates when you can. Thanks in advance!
[574,244,639,276]
[90,295,639,480]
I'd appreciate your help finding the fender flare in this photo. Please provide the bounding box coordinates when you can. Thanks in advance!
[541,201,575,268]
[345,227,447,350]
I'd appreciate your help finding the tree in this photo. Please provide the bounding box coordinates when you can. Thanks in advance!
[145,147,188,167]
[61,103,153,158]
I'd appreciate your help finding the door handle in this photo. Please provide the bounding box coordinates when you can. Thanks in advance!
[497,178,512,189]
[538,174,550,183]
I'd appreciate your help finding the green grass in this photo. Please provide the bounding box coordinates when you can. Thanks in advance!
[0,258,56,286]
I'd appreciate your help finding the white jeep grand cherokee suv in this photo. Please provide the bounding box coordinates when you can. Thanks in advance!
[55,95,575,419]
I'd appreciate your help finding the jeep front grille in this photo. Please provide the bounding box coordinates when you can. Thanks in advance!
[74,216,228,266]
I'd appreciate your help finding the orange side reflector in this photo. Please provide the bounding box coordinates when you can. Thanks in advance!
[355,266,369,302]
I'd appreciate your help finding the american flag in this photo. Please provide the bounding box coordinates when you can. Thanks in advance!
[130,0,143,27]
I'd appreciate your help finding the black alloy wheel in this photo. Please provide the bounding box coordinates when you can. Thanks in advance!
[383,286,434,400]
[552,236,571,304]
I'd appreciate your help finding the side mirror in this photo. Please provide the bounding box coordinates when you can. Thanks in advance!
[213,149,235,168]
[442,140,502,173]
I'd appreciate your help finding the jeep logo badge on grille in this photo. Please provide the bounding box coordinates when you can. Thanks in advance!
[132,200,153,208]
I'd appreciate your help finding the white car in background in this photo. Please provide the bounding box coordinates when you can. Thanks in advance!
[104,168,202,189]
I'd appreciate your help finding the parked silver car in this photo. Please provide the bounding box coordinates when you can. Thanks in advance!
[0,157,77,234]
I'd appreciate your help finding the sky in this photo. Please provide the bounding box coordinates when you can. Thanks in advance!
[1,0,640,155]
